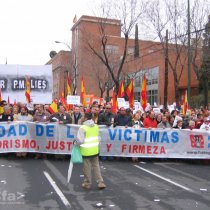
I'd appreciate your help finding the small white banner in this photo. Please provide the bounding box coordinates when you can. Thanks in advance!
[153,108,161,114]
[117,98,126,109]
[67,95,80,105]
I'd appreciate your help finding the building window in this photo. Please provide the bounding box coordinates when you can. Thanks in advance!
[151,78,158,85]
[105,45,119,54]
[128,66,159,104]
[128,47,134,55]
[134,91,140,102]
[135,77,141,87]
[147,90,158,105]
[146,79,151,85]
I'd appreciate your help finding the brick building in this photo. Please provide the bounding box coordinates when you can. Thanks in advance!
[48,15,200,105]
[47,50,71,100]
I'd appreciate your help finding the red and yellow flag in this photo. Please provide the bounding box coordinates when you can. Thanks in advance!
[48,100,58,114]
[60,92,69,111]
[25,76,31,103]
[126,79,134,109]
[183,90,188,114]
[80,76,87,107]
[67,72,71,95]
[141,74,147,111]
[111,88,117,114]
[0,87,2,102]
[117,80,125,98]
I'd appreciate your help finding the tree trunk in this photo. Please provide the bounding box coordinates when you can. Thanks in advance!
[173,70,180,108]
[134,24,139,58]
[204,74,209,108]
[106,88,110,102]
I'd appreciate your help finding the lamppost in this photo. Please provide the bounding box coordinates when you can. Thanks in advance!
[55,41,77,95]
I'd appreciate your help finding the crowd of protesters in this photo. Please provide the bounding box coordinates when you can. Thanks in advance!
[0,99,209,161]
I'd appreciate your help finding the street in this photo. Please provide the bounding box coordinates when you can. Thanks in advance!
[0,156,210,210]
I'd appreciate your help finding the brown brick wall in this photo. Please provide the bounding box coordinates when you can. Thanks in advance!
[47,15,201,105]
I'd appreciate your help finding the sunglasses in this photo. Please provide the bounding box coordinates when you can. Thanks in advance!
[106,108,111,109]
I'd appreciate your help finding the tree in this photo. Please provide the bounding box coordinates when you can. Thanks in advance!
[200,15,210,107]
[190,0,209,80]
[144,0,209,106]
[71,52,79,95]
[85,0,147,95]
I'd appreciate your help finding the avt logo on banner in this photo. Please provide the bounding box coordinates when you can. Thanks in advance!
[190,135,204,149]
[0,191,25,204]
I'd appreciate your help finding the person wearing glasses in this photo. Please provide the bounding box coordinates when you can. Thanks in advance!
[98,104,115,127]
[98,104,115,161]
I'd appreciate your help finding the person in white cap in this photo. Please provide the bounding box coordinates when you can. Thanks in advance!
[200,117,210,130]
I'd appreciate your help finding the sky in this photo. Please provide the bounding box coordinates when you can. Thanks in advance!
[1,0,209,66]
[0,0,96,65]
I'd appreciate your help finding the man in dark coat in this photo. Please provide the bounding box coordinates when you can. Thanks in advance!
[98,104,115,127]
[114,107,132,127]
[49,104,72,124]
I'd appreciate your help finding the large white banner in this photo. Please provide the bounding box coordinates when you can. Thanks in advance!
[0,122,210,159]
[0,64,52,104]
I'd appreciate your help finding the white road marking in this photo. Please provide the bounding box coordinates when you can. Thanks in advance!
[200,188,207,191]
[1,180,7,184]
[134,165,194,192]
[43,171,71,208]
[17,192,25,199]
[44,160,67,186]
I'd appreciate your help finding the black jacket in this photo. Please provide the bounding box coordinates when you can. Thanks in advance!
[114,114,132,127]
[49,112,72,124]
[0,114,14,122]
[98,112,115,127]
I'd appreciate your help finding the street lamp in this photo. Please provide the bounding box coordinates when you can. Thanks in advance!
[55,41,71,50]
[55,40,77,95]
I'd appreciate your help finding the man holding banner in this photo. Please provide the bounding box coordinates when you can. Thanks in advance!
[49,104,72,160]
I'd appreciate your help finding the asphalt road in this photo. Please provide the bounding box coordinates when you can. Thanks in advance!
[0,155,210,210]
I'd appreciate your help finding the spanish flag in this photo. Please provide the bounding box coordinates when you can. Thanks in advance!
[111,88,117,114]
[48,100,58,114]
[25,76,31,103]
[0,87,2,102]
[80,76,86,106]
[118,80,125,98]
[60,92,69,111]
[183,90,188,114]
[141,74,147,111]
[67,72,71,95]
[126,79,134,109]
